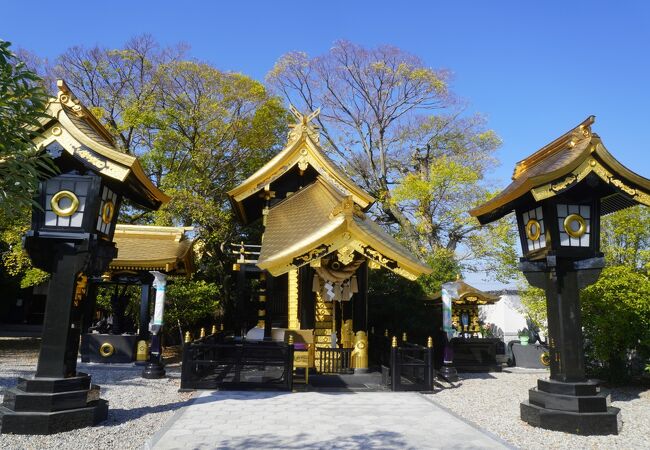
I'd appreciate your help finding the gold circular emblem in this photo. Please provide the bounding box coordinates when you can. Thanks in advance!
[51,126,62,136]
[540,351,551,367]
[99,342,115,358]
[525,219,541,241]
[101,200,115,224]
[564,214,587,238]
[357,342,366,349]
[51,190,79,217]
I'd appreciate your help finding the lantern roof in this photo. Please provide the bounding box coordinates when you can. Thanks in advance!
[109,224,194,274]
[34,80,170,210]
[470,116,650,224]
[428,279,501,305]
[227,106,375,224]
[257,176,431,280]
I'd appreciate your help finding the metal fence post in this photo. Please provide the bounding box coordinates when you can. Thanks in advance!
[390,336,399,391]
[426,337,434,392]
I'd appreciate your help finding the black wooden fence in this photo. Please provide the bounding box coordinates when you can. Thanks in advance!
[390,342,434,392]
[180,334,293,391]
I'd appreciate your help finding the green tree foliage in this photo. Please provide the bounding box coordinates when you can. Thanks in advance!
[600,205,650,270]
[50,37,288,279]
[368,269,432,343]
[0,41,53,290]
[165,279,221,341]
[39,36,288,331]
[0,40,56,213]
[581,266,650,381]
[267,41,514,280]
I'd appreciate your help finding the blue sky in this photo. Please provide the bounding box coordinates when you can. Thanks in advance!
[4,1,649,287]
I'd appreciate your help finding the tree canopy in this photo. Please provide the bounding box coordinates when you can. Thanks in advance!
[0,40,56,213]
[267,41,516,286]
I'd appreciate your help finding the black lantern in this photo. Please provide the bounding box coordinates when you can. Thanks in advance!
[0,80,168,435]
[471,116,650,435]
[33,173,121,239]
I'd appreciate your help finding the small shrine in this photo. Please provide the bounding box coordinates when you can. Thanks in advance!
[428,279,503,374]
[81,225,194,366]
[226,106,431,373]
[431,279,501,337]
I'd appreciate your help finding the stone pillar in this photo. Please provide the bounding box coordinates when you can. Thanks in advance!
[519,257,620,435]
[142,271,166,379]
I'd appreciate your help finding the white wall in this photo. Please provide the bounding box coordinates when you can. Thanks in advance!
[479,293,528,345]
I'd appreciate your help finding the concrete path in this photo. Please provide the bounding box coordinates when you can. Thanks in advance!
[145,391,510,450]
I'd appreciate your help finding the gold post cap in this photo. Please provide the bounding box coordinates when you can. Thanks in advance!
[184,331,191,343]
[384,329,388,337]
[211,325,217,334]
[200,327,206,338]
[402,332,407,342]
[427,336,433,348]
[288,335,294,345]
[391,336,397,348]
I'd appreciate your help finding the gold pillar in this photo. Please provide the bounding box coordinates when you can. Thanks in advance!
[352,331,368,370]
[288,268,300,330]
[341,319,354,348]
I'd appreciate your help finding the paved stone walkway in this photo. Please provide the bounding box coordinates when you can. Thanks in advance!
[145,391,510,450]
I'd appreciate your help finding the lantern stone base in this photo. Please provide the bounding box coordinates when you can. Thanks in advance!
[142,362,166,379]
[0,373,108,435]
[438,364,459,382]
[520,378,620,435]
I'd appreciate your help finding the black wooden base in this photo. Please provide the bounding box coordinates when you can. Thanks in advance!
[0,374,108,435]
[80,333,137,364]
[520,378,620,435]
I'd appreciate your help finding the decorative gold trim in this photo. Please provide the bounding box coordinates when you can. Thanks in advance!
[99,342,114,357]
[540,351,551,367]
[51,190,79,217]
[512,116,594,180]
[102,200,115,224]
[525,219,541,241]
[288,269,300,330]
[564,214,587,238]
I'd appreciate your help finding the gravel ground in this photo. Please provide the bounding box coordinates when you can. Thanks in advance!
[2,338,648,450]
[425,369,650,450]
[0,338,194,450]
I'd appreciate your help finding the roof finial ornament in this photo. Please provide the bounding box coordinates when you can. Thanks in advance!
[287,105,321,144]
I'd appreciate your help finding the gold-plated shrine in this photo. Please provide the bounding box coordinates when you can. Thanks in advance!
[108,225,194,274]
[430,279,501,336]
[228,106,432,373]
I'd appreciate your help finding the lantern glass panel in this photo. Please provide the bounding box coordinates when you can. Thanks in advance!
[522,206,546,252]
[43,177,91,229]
[96,186,118,236]
[556,203,590,247]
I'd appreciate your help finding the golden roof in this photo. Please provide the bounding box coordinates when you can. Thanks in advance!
[227,106,374,224]
[257,177,431,280]
[470,116,650,224]
[430,279,501,305]
[33,80,169,210]
[110,224,194,273]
